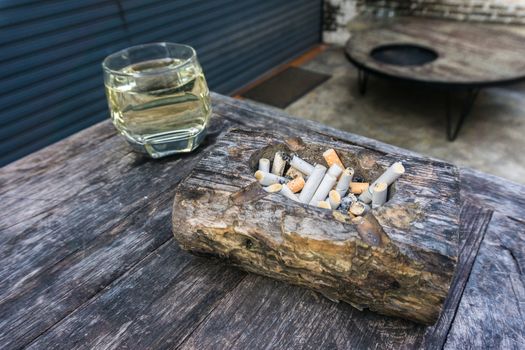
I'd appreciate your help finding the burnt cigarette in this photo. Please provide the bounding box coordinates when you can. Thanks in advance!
[263,183,283,193]
[290,155,315,176]
[338,193,357,212]
[298,164,327,203]
[287,176,305,193]
[349,201,367,216]
[372,182,388,208]
[271,152,286,176]
[328,190,341,209]
[309,173,337,206]
[280,183,300,202]
[327,163,343,178]
[350,182,369,195]
[360,162,405,203]
[323,148,345,170]
[258,158,270,173]
[335,167,354,196]
[255,170,287,186]
[317,200,331,209]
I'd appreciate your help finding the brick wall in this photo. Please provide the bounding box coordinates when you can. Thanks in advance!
[323,0,525,44]
[357,0,525,23]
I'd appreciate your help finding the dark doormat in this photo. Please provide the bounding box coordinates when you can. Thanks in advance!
[242,67,331,108]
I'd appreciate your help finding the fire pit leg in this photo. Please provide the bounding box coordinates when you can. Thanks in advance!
[446,87,480,141]
[358,69,368,95]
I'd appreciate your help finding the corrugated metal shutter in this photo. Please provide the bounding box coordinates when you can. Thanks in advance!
[0,0,322,166]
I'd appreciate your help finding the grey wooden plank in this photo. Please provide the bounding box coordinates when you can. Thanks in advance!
[0,194,172,349]
[176,201,492,349]
[420,202,493,348]
[25,240,246,350]
[0,116,232,348]
[445,212,525,349]
[0,115,228,299]
[460,167,525,222]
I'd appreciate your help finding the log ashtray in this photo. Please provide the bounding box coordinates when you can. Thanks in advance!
[172,128,460,325]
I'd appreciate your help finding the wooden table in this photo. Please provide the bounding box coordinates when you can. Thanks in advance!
[345,17,525,141]
[1,93,524,349]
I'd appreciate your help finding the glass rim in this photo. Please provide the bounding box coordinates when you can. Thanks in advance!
[102,42,197,77]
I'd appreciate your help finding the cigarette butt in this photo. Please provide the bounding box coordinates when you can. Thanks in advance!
[290,155,315,176]
[335,167,354,197]
[317,200,331,209]
[271,152,286,176]
[350,182,369,194]
[258,158,270,173]
[286,166,305,179]
[287,176,305,193]
[323,149,345,170]
[327,164,343,178]
[263,183,283,193]
[360,162,404,204]
[298,164,327,204]
[280,183,300,202]
[328,190,341,209]
[255,170,287,186]
[372,182,388,208]
[349,201,366,216]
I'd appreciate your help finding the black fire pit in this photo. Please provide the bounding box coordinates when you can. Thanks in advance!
[345,17,525,141]
[370,44,438,66]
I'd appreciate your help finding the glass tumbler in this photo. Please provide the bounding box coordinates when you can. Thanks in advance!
[102,43,211,158]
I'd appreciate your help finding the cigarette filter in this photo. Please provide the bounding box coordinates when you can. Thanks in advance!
[317,200,331,209]
[280,183,300,202]
[309,173,337,205]
[372,182,388,208]
[328,190,341,209]
[360,162,404,203]
[287,176,305,193]
[271,152,286,176]
[298,164,327,204]
[323,148,345,170]
[290,155,315,176]
[335,167,354,197]
[255,170,287,186]
[258,158,270,173]
[327,164,343,178]
[350,182,369,195]
[263,183,283,193]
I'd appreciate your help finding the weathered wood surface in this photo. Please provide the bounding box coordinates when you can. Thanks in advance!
[0,92,523,348]
[172,128,460,324]
[345,17,525,85]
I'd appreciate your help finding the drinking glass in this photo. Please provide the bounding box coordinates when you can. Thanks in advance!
[102,43,211,158]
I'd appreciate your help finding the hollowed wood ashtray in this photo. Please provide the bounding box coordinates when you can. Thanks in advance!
[172,128,460,325]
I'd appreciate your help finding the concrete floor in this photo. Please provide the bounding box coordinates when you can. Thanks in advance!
[283,46,525,184]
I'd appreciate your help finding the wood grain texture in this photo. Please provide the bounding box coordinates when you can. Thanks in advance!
[0,115,231,349]
[460,167,525,223]
[345,17,525,85]
[26,241,246,350]
[445,213,525,349]
[173,128,460,324]
[0,92,523,348]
